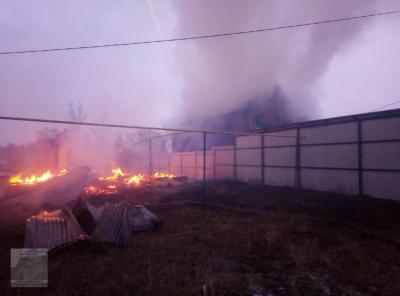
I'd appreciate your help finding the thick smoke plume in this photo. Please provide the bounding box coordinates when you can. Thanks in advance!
[0,0,398,163]
[173,0,380,127]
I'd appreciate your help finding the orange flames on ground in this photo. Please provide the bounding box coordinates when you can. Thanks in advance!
[153,172,176,179]
[8,166,176,197]
[97,167,144,185]
[84,168,147,196]
[83,168,177,197]
[84,184,118,196]
[99,167,125,181]
[9,169,68,185]
[124,174,145,185]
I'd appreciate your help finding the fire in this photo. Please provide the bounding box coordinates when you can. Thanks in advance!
[9,169,68,185]
[59,169,68,175]
[153,172,175,179]
[84,184,118,196]
[84,185,99,195]
[84,169,178,197]
[85,168,145,196]
[110,167,125,179]
[99,167,125,181]
[97,168,144,185]
[124,174,145,185]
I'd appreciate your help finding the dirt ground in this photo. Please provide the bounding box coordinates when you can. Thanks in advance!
[0,182,400,295]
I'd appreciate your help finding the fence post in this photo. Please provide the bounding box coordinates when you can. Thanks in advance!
[149,138,152,186]
[168,154,171,174]
[213,148,216,180]
[194,150,197,180]
[203,132,207,204]
[261,135,265,185]
[357,120,363,196]
[233,135,237,180]
[180,153,183,176]
[295,128,301,187]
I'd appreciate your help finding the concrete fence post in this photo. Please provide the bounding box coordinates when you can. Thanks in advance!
[357,120,363,196]
[261,135,265,185]
[233,136,237,180]
[149,138,152,186]
[203,132,207,204]
[213,148,216,180]
[168,154,171,174]
[295,128,301,188]
[180,153,183,177]
[194,151,198,180]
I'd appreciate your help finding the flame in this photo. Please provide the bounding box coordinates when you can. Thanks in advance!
[153,172,176,179]
[84,185,106,195]
[97,168,144,185]
[84,184,118,196]
[124,174,145,185]
[59,169,68,176]
[111,167,125,179]
[84,169,180,197]
[99,167,125,181]
[87,168,145,196]
[9,169,68,185]
[84,185,99,194]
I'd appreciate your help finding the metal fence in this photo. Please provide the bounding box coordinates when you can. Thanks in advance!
[0,116,278,203]
[1,109,399,201]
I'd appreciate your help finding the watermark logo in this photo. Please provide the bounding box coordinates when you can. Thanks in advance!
[11,248,48,287]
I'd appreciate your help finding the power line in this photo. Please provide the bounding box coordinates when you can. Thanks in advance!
[372,98,400,112]
[0,9,399,56]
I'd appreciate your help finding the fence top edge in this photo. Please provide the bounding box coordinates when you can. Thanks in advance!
[0,116,301,138]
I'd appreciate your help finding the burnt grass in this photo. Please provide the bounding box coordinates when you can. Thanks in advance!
[1,181,400,295]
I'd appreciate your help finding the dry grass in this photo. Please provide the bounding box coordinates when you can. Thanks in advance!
[0,182,400,295]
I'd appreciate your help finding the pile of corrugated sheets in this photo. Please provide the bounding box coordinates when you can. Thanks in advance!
[24,201,159,250]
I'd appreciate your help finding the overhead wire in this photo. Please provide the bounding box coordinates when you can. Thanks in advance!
[372,98,400,112]
[0,10,399,55]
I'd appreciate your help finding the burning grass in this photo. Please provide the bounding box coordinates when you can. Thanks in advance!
[4,167,176,200]
[0,182,400,295]
[83,168,174,197]
[8,169,68,185]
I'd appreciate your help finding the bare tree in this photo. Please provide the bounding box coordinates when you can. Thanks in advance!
[38,128,65,170]
[67,101,86,122]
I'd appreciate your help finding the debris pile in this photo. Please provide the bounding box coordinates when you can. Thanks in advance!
[24,200,159,250]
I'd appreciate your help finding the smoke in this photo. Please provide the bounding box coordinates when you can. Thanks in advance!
[0,0,179,145]
[0,0,398,166]
[172,0,384,123]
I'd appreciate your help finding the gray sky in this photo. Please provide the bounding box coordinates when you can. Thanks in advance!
[0,0,399,144]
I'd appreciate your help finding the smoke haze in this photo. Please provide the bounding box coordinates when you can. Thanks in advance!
[173,0,387,122]
[0,0,399,145]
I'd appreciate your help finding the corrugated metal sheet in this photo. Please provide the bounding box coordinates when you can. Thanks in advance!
[71,200,97,235]
[92,202,158,246]
[24,209,85,250]
[131,205,158,231]
[85,201,105,222]
[92,202,134,246]
[24,201,159,249]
